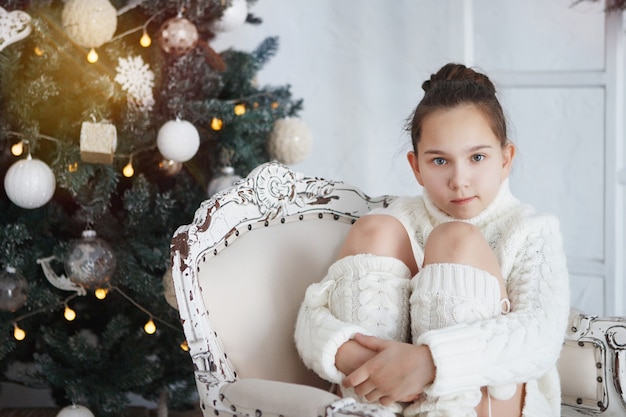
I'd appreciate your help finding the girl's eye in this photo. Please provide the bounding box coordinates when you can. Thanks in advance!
[433,157,446,166]
[472,154,485,162]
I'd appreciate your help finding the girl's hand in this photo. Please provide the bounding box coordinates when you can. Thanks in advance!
[342,333,436,405]
[335,338,377,376]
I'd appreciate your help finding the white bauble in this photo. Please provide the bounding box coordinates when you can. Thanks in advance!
[56,404,95,417]
[162,268,178,309]
[207,166,242,196]
[210,0,248,33]
[4,156,56,209]
[157,119,200,163]
[267,117,313,165]
[62,0,117,48]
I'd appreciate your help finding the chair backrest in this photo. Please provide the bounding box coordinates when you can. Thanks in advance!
[170,162,394,390]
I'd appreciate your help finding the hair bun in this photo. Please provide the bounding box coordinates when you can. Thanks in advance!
[424,63,496,95]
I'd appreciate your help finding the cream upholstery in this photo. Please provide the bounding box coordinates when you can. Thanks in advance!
[170,161,626,417]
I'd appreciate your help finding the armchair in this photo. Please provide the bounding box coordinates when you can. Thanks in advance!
[170,161,626,417]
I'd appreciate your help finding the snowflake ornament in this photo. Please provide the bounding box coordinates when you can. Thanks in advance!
[114,55,155,110]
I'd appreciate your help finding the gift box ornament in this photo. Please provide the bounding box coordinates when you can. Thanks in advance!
[80,121,117,164]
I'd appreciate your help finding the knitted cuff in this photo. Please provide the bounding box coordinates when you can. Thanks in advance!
[416,324,486,396]
[410,263,502,337]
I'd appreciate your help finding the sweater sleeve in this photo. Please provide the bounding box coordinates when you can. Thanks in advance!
[294,254,411,383]
[417,214,570,396]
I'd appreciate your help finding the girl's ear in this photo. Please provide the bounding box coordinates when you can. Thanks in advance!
[501,143,516,179]
[407,151,424,186]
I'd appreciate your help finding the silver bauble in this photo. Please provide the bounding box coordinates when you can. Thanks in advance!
[65,230,116,290]
[0,266,28,312]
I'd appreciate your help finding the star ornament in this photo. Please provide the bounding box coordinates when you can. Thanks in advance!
[0,7,32,52]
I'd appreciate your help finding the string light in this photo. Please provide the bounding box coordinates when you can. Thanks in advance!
[94,288,108,300]
[233,104,246,116]
[64,305,77,321]
[34,46,44,56]
[11,141,24,156]
[13,323,26,341]
[210,117,223,131]
[271,102,279,109]
[68,162,78,172]
[144,318,156,334]
[123,158,134,177]
[140,29,152,47]
[87,48,99,63]
[180,340,189,351]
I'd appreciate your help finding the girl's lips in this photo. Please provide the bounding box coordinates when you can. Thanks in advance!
[451,196,475,205]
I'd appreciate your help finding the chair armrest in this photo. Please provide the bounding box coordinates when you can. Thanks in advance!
[219,378,396,417]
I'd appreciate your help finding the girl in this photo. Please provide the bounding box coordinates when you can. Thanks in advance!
[294,63,570,417]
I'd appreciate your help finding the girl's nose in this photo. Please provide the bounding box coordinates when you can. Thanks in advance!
[448,166,469,189]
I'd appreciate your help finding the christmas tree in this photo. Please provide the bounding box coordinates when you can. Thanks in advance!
[0,0,307,415]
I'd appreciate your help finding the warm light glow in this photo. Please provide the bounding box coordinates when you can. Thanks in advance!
[13,324,26,341]
[68,162,78,172]
[140,30,152,47]
[123,161,134,177]
[233,104,246,116]
[180,340,189,351]
[87,48,99,63]
[271,102,279,109]
[210,117,223,131]
[34,46,44,56]
[11,141,24,156]
[94,288,108,300]
[144,319,156,334]
[64,305,77,321]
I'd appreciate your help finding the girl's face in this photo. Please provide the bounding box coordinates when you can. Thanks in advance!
[407,104,515,220]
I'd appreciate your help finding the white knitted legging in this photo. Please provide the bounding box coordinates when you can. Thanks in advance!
[405,263,513,417]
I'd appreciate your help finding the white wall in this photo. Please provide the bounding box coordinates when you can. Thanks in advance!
[213,0,624,316]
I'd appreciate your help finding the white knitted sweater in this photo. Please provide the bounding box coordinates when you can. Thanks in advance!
[294,181,570,416]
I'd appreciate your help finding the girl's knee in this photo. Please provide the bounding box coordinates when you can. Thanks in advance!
[423,222,502,280]
[425,222,487,262]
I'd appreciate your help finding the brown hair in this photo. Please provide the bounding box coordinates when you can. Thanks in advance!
[407,63,508,152]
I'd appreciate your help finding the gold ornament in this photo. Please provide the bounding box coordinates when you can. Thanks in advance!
[80,121,117,164]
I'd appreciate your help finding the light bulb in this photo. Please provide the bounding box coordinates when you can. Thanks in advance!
[34,46,44,56]
[13,324,26,341]
[144,319,156,334]
[140,30,152,47]
[87,48,99,63]
[64,305,76,321]
[180,340,189,351]
[68,162,78,172]
[11,141,24,156]
[233,104,246,116]
[271,102,279,109]
[123,161,134,177]
[94,288,108,300]
[210,117,223,131]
